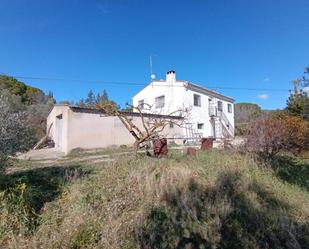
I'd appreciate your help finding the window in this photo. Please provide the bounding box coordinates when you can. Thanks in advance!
[217,101,223,112]
[228,103,232,113]
[169,123,174,128]
[193,94,201,107]
[138,99,144,109]
[197,123,204,129]
[155,95,165,108]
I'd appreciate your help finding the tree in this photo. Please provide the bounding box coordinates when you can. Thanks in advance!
[99,102,188,158]
[234,103,263,135]
[95,89,109,105]
[76,98,86,107]
[85,90,95,107]
[302,65,309,87]
[0,90,36,171]
[235,103,262,124]
[286,91,309,121]
[0,75,45,105]
[26,98,54,140]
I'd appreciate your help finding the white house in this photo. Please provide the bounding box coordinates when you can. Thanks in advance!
[132,71,235,140]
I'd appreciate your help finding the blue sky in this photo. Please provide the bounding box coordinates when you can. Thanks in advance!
[0,0,308,109]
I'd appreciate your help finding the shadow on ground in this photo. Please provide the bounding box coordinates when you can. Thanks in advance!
[0,164,91,215]
[137,171,309,249]
[271,155,309,191]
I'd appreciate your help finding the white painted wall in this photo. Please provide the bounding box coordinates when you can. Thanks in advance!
[132,71,235,138]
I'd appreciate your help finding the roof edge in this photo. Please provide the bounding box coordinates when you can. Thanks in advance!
[69,106,183,119]
[186,82,235,103]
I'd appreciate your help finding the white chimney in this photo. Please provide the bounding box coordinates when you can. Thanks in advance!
[166,70,176,84]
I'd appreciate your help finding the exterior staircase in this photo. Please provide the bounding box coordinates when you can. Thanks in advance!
[209,105,234,140]
[184,122,203,144]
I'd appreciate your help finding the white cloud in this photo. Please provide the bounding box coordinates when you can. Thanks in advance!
[263,77,270,82]
[257,94,269,100]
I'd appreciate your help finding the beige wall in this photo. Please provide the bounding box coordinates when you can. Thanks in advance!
[47,105,70,152]
[47,105,183,154]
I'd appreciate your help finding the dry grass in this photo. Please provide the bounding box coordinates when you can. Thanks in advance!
[1,150,308,248]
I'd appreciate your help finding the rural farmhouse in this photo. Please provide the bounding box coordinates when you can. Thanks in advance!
[47,71,235,154]
[133,71,235,140]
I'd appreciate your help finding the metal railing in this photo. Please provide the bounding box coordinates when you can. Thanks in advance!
[220,111,234,137]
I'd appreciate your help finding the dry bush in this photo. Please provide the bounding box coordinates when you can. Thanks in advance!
[245,117,308,159]
[282,116,308,154]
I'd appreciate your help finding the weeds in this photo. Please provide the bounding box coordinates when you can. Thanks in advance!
[0,164,90,247]
[137,170,309,248]
[1,150,308,248]
[271,155,309,191]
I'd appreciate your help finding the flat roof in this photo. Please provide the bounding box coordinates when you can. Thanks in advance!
[69,106,183,119]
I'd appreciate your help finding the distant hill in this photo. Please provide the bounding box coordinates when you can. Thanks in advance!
[0,75,46,105]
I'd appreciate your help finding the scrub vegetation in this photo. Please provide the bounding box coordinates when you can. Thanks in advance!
[1,150,308,249]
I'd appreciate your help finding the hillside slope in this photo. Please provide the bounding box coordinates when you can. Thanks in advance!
[1,150,308,248]
[0,75,45,105]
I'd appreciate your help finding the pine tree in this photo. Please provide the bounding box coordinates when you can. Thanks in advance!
[286,91,309,121]
[302,66,309,87]
[85,90,95,107]
[96,89,109,105]
[76,98,86,107]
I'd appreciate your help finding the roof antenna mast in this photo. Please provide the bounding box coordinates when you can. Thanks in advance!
[150,54,156,80]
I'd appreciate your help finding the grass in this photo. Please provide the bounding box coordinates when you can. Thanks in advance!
[0,149,308,248]
[271,155,309,191]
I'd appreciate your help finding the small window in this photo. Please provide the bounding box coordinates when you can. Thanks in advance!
[197,123,204,129]
[169,123,174,128]
[155,95,165,108]
[138,100,144,109]
[193,94,201,107]
[218,101,223,112]
[228,103,232,113]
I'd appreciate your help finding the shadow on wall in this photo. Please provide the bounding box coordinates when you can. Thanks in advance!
[136,171,309,249]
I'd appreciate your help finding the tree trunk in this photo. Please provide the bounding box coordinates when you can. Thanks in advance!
[133,141,140,158]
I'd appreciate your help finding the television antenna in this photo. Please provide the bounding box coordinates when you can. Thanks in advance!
[150,54,156,80]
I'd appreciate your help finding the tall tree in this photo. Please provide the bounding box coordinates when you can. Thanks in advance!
[286,66,309,121]
[76,98,86,107]
[302,65,309,87]
[286,91,309,121]
[85,90,95,107]
[95,89,109,105]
